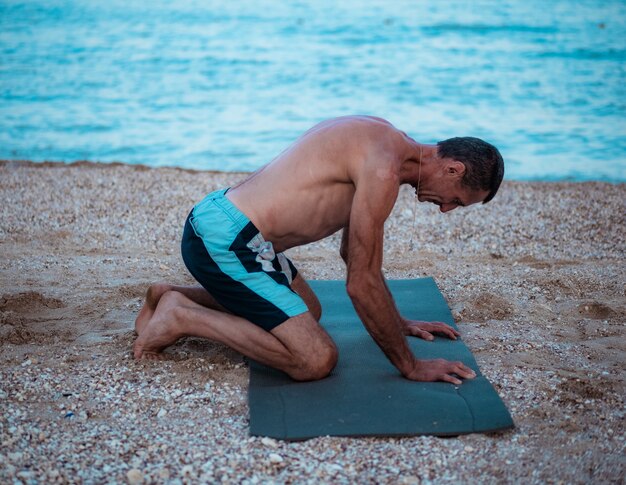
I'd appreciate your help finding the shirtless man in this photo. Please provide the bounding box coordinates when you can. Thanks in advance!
[134,116,504,385]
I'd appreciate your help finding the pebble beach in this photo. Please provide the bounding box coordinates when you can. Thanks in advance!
[1,160,624,483]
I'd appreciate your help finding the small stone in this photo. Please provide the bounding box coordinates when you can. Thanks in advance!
[269,453,283,464]
[158,468,170,480]
[261,437,278,448]
[401,477,420,485]
[126,468,143,484]
[17,471,34,480]
[8,451,22,462]
[181,465,194,476]
[157,408,167,418]
[326,463,343,474]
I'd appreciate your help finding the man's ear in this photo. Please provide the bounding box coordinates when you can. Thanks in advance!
[446,160,466,179]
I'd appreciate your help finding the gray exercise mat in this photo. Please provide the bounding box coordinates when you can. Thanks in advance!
[248,278,514,440]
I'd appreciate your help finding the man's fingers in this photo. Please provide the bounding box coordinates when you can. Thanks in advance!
[406,326,433,340]
[430,322,460,339]
[440,327,457,340]
[416,329,434,341]
[441,374,462,386]
[442,364,475,385]
[404,320,461,341]
[417,321,459,339]
[407,359,477,384]
[453,363,476,379]
[438,321,460,335]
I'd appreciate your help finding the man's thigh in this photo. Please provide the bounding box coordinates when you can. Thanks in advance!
[290,274,322,320]
[270,311,337,366]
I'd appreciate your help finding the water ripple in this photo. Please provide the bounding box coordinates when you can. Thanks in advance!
[0,0,624,181]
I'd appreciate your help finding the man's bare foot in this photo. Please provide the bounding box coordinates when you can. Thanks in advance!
[133,290,185,360]
[134,283,173,335]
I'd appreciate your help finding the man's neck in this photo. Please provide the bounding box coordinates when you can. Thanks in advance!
[400,144,437,185]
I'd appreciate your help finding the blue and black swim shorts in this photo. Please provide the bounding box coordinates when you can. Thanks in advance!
[181,188,308,331]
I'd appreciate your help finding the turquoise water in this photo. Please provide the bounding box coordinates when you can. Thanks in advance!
[1,0,625,181]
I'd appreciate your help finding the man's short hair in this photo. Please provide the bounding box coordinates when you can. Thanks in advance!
[436,137,504,203]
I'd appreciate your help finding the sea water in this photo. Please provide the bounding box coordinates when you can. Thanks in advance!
[1,0,625,181]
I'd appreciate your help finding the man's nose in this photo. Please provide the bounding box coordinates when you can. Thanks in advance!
[440,204,456,213]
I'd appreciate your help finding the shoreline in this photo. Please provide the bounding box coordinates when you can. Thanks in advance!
[2,159,625,185]
[0,159,250,176]
[1,161,624,483]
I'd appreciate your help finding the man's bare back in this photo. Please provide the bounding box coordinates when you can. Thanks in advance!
[227,116,411,252]
[134,115,504,385]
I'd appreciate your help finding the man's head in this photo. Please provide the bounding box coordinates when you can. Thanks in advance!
[436,137,504,203]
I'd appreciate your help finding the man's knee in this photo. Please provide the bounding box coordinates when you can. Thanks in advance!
[271,311,337,381]
[290,341,338,382]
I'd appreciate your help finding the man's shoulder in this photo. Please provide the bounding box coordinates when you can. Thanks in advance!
[350,115,393,126]
[336,116,404,152]
[331,115,396,131]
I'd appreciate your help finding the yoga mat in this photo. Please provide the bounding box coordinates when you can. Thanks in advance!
[248,278,514,440]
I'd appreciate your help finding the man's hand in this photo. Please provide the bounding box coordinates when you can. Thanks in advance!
[405,359,476,385]
[403,319,460,341]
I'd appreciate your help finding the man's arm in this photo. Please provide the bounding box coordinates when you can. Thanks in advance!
[340,226,350,264]
[344,225,458,341]
[345,157,474,384]
[382,276,461,341]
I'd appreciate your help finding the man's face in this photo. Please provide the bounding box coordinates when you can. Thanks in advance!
[418,178,489,213]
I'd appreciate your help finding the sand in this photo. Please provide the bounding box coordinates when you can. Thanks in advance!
[0,160,624,483]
